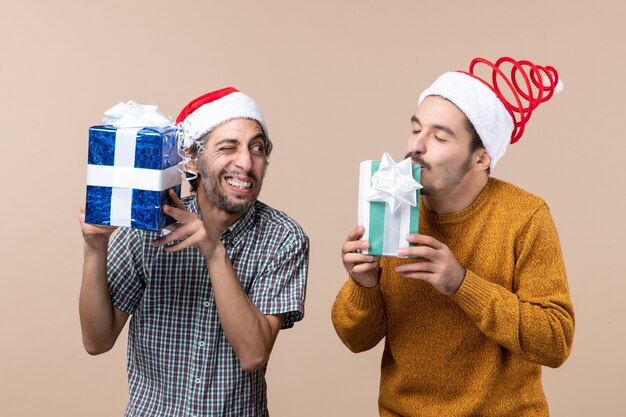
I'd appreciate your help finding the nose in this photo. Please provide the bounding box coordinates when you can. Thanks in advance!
[407,131,426,155]
[233,148,253,174]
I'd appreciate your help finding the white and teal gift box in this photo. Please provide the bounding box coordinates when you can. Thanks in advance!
[85,101,182,232]
[358,153,422,257]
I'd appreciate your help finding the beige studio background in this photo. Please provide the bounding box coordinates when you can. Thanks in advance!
[1,0,625,416]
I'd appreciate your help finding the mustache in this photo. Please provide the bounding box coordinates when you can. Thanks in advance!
[197,162,259,183]
[404,152,430,170]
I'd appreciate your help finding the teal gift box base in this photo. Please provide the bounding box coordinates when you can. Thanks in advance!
[358,158,421,257]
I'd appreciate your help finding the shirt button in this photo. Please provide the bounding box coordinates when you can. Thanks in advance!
[199,340,205,347]
[204,301,210,308]
[195,378,201,384]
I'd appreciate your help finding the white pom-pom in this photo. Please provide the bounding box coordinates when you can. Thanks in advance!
[543,75,564,94]
[554,78,564,94]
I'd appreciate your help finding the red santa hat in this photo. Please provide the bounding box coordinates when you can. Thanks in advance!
[418,57,563,167]
[176,87,269,150]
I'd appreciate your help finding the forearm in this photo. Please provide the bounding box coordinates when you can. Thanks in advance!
[79,243,126,354]
[331,278,386,353]
[207,245,282,372]
[451,270,574,367]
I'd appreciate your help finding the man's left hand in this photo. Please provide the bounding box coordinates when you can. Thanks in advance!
[152,189,222,260]
[396,234,466,295]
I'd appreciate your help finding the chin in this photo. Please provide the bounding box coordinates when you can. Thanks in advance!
[223,191,260,213]
[419,182,435,196]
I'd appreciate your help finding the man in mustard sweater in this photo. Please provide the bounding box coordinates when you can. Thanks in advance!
[331,57,575,416]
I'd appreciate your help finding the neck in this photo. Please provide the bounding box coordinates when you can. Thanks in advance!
[196,190,245,234]
[422,172,489,215]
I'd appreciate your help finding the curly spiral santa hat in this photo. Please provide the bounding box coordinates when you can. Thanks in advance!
[418,57,563,167]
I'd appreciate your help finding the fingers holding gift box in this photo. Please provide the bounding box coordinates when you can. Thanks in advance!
[341,225,381,288]
[78,204,118,250]
[395,233,466,295]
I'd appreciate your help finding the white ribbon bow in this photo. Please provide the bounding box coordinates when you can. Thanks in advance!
[103,101,171,128]
[366,153,423,213]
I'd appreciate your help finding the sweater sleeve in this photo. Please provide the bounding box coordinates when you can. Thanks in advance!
[331,277,387,353]
[451,204,575,368]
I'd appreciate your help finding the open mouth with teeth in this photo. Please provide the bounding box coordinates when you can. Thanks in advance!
[224,175,254,193]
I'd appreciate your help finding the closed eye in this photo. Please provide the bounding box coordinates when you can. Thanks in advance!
[218,146,238,154]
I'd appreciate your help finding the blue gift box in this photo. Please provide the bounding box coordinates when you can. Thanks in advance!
[85,125,182,232]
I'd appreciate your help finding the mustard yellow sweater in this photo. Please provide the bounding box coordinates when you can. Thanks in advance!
[332,178,574,417]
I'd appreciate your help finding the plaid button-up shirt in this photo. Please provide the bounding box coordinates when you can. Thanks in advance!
[107,196,309,417]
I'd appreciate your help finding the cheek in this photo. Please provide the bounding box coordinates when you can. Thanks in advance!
[432,145,466,166]
[204,152,231,172]
[198,160,221,178]
[255,162,268,180]
[426,147,446,166]
[206,151,231,166]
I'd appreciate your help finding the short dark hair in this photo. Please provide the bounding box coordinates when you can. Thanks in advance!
[186,141,202,193]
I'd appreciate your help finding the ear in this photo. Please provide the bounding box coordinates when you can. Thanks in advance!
[184,147,199,173]
[472,148,491,172]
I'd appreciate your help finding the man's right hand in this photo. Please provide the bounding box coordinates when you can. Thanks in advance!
[79,205,117,250]
[341,225,380,288]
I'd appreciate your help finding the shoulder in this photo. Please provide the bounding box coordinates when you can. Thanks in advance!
[252,201,308,243]
[486,177,548,215]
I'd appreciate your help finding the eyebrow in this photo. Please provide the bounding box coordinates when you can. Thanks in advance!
[250,133,266,143]
[411,115,456,137]
[214,138,240,146]
[214,133,266,147]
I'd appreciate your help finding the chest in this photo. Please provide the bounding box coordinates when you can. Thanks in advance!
[419,213,522,288]
[138,243,267,314]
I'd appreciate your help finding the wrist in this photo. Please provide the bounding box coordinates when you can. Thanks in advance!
[83,236,110,253]
[351,268,381,288]
[352,276,378,288]
[202,240,226,262]
[447,268,466,295]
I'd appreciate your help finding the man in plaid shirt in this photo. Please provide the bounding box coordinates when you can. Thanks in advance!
[79,87,309,416]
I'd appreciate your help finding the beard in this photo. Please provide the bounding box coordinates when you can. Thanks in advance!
[197,159,261,214]
[405,151,473,196]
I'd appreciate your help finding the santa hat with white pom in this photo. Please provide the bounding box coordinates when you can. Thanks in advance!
[418,57,564,168]
[176,86,271,154]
